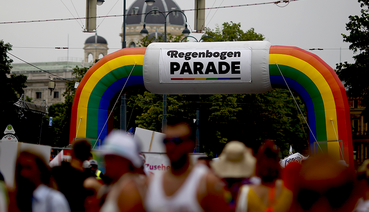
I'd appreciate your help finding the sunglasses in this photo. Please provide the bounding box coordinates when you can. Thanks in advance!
[163,137,184,145]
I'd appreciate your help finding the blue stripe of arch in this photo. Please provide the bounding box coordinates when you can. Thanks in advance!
[97,76,144,144]
[270,75,317,145]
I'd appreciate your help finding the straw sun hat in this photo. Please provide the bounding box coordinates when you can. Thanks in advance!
[211,141,256,178]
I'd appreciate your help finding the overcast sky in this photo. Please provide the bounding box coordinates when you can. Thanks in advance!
[0,0,361,69]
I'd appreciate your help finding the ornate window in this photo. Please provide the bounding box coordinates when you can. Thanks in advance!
[54,91,59,99]
[132,7,139,15]
[88,53,94,63]
[129,42,136,48]
[36,92,42,99]
[152,6,159,16]
[171,7,178,17]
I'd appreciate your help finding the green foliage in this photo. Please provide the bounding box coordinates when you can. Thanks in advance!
[0,40,27,107]
[336,0,369,117]
[25,96,33,103]
[137,33,183,47]
[47,65,90,147]
[203,21,265,41]
[0,40,37,144]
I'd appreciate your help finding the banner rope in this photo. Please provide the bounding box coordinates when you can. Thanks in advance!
[275,63,322,151]
[94,64,136,149]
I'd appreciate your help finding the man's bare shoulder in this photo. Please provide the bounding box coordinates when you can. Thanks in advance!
[199,169,230,212]
[117,177,146,212]
[204,169,225,189]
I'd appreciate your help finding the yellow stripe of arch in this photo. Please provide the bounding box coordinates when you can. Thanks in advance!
[76,55,144,138]
[269,54,338,141]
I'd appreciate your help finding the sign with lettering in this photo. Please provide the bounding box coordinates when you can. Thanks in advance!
[280,153,309,168]
[159,48,252,83]
[4,124,15,134]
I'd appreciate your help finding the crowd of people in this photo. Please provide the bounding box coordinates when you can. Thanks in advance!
[1,119,369,212]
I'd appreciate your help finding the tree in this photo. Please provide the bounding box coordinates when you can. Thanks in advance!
[138,33,183,47]
[336,0,369,117]
[0,40,27,108]
[204,21,265,41]
[0,40,28,141]
[47,65,90,147]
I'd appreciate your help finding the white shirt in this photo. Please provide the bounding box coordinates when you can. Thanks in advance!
[32,184,71,212]
[145,165,208,212]
[354,198,369,212]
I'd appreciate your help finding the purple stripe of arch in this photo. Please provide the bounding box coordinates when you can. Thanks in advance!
[97,76,144,144]
[270,75,317,144]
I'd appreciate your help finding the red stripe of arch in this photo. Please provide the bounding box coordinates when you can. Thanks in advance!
[69,47,147,143]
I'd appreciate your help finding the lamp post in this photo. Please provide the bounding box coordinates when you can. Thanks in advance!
[120,0,127,131]
[179,35,216,153]
[122,0,127,48]
[180,35,216,42]
[140,1,190,132]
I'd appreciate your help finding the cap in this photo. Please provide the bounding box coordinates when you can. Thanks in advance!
[83,160,91,169]
[101,130,142,168]
[89,159,98,166]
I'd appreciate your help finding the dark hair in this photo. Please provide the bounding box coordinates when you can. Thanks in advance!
[255,139,281,183]
[72,139,92,162]
[15,150,52,212]
[166,117,196,141]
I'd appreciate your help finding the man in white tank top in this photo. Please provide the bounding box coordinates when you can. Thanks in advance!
[84,130,146,212]
[145,120,230,212]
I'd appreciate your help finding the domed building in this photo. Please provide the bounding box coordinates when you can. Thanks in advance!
[84,33,109,62]
[122,0,187,47]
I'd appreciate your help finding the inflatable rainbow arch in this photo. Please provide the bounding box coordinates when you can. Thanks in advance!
[69,44,353,167]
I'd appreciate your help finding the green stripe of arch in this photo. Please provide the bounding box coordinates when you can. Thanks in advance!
[86,65,143,139]
[269,64,327,141]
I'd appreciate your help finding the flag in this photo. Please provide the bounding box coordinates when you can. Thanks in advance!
[289,145,293,155]
[127,127,135,135]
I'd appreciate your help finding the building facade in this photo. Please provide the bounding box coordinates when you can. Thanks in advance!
[349,97,369,167]
[11,61,83,106]
[11,34,108,107]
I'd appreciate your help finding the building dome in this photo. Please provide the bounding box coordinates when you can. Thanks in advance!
[85,35,108,44]
[126,0,185,26]
[84,34,109,63]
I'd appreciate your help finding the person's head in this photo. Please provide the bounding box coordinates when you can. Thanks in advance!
[15,149,52,211]
[296,154,357,212]
[89,159,98,172]
[15,149,51,188]
[211,141,256,179]
[101,130,142,181]
[164,119,195,166]
[72,139,92,163]
[255,139,281,183]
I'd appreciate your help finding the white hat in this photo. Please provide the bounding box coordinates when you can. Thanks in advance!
[211,141,256,178]
[101,130,142,168]
[83,160,91,169]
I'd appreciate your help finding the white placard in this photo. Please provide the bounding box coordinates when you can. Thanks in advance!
[1,134,18,142]
[134,127,166,153]
[159,48,252,83]
[280,153,309,168]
